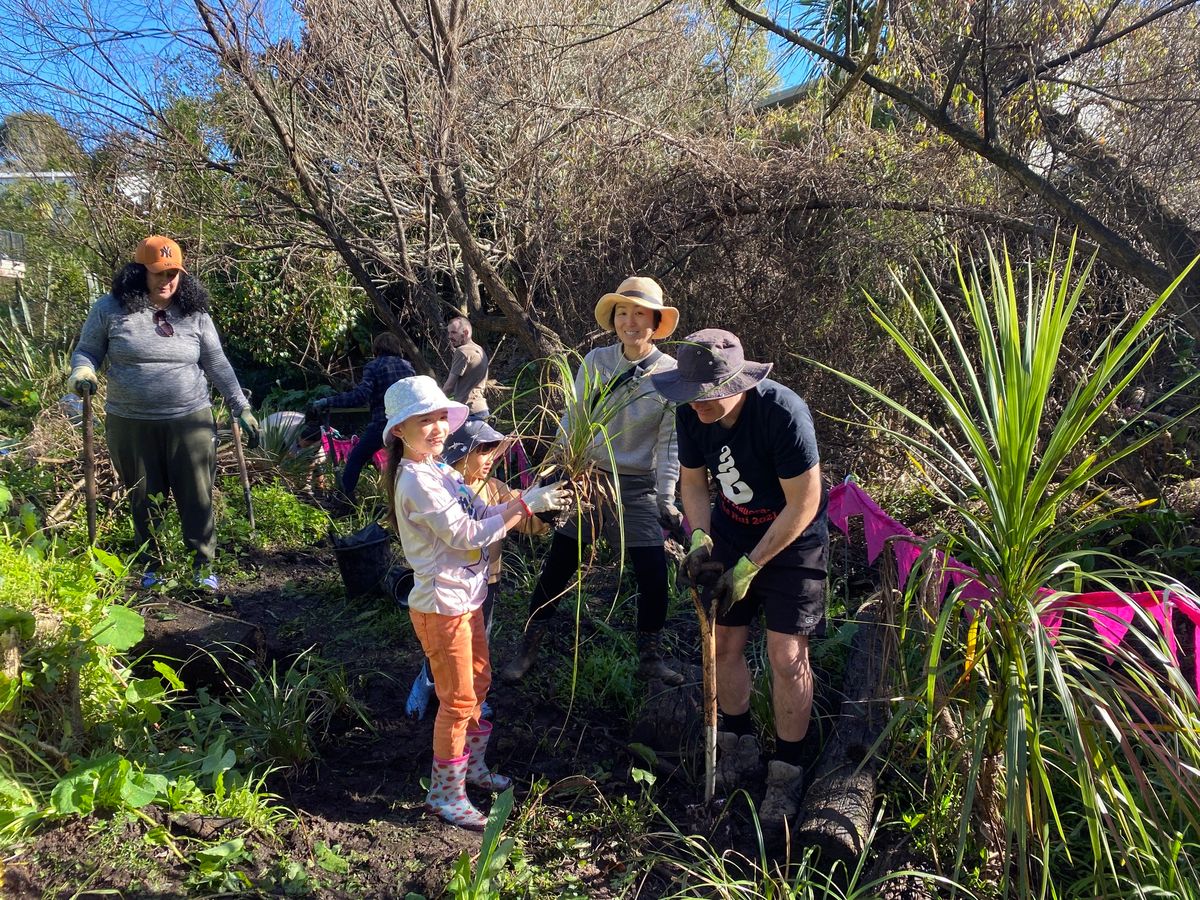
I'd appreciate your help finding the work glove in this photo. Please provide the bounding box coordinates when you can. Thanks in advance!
[681,528,714,586]
[522,481,571,515]
[308,397,331,415]
[711,555,761,618]
[237,409,261,449]
[657,498,684,532]
[67,365,98,397]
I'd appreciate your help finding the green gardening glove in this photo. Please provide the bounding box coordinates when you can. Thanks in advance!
[712,555,761,618]
[681,528,714,586]
[237,409,261,449]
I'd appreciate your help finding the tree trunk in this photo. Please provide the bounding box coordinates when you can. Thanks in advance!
[429,163,561,358]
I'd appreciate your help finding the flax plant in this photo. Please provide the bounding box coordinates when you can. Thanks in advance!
[813,236,1200,896]
[501,351,646,707]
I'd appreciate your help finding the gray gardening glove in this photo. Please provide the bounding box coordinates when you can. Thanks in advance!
[657,497,684,532]
[68,365,98,397]
[522,481,571,515]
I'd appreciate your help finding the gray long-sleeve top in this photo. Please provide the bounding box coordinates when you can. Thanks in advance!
[71,294,249,420]
[562,343,679,503]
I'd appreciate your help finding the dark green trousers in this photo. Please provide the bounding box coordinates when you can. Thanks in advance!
[106,408,217,569]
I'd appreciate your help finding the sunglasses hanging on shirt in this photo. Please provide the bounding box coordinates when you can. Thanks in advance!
[153,309,174,337]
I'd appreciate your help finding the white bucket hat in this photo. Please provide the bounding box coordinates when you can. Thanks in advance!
[381,375,469,446]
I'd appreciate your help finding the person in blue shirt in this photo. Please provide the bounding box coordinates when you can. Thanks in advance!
[310,332,415,500]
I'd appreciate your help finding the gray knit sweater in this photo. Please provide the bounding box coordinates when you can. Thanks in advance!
[71,294,249,420]
[564,343,679,502]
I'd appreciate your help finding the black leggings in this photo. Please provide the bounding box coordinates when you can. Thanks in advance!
[528,532,669,633]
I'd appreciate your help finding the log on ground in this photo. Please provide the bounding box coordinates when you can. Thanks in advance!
[794,595,893,872]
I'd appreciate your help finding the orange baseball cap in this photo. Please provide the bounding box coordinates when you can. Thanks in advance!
[134,236,187,274]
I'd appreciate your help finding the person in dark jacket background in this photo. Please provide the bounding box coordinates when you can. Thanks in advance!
[310,332,415,500]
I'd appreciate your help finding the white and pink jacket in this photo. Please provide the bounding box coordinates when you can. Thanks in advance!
[393,458,509,616]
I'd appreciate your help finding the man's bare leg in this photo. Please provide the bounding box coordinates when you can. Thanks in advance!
[766,631,813,742]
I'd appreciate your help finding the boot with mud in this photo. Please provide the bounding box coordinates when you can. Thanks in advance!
[759,758,804,836]
[636,631,684,686]
[499,621,548,683]
[714,730,762,794]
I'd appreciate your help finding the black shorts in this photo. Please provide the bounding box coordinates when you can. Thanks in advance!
[712,542,827,636]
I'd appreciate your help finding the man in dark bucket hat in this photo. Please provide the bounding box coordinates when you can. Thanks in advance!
[652,328,829,837]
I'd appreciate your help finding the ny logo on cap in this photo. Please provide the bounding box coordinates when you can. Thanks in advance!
[160,246,174,259]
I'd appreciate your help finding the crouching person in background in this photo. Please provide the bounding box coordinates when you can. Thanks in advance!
[382,376,568,830]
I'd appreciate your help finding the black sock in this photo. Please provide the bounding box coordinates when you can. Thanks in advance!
[774,738,804,766]
[721,710,754,737]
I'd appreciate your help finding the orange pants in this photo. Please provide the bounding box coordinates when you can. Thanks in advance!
[409,607,490,759]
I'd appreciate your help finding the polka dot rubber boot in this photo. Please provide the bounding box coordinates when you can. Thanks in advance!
[465,721,511,791]
[425,753,486,831]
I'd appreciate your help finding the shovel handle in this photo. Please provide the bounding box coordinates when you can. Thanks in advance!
[82,390,97,545]
[230,415,255,534]
[691,585,719,805]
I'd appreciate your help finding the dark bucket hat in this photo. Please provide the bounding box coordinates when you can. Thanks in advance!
[651,329,773,403]
[442,418,508,467]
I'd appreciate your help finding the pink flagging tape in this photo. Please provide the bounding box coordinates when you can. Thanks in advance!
[828,482,1200,697]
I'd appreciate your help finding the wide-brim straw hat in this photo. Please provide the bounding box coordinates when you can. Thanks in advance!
[381,375,469,446]
[650,329,772,403]
[441,418,510,467]
[594,275,679,340]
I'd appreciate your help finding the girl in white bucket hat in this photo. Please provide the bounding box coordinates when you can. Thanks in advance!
[381,376,568,830]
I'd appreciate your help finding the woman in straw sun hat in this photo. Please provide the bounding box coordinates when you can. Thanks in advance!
[500,275,686,686]
[381,375,567,830]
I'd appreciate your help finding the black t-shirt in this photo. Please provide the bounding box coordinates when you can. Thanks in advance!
[676,379,828,571]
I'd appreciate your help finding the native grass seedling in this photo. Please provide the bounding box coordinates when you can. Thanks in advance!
[219,646,370,773]
[648,795,968,900]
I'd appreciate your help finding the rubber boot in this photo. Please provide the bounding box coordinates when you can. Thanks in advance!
[405,660,436,720]
[499,621,548,683]
[636,631,684,686]
[465,720,511,791]
[424,753,486,831]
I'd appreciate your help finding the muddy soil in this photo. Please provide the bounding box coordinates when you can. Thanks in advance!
[2,534,873,899]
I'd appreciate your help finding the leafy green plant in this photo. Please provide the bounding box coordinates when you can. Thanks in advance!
[549,620,642,723]
[447,787,516,899]
[813,236,1200,895]
[185,837,251,893]
[219,477,330,551]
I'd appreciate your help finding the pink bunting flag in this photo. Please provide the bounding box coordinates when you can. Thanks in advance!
[827,482,1200,697]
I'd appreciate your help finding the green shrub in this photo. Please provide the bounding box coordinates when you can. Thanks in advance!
[219,477,329,551]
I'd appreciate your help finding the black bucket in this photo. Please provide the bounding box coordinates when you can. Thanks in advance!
[330,523,394,598]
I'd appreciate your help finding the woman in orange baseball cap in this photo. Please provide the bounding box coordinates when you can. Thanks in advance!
[67,236,260,591]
